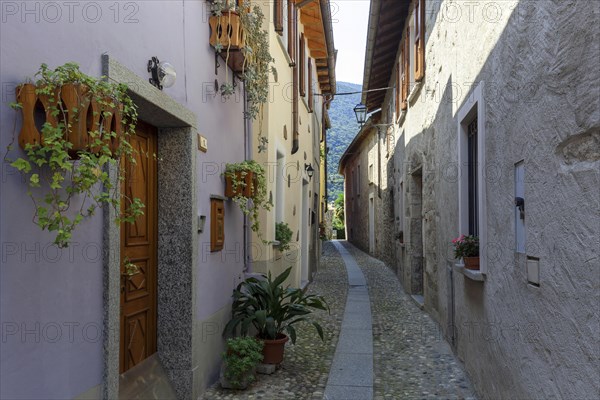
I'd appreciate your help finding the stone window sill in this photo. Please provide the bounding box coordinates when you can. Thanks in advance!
[407,81,423,104]
[454,264,486,282]
[397,109,406,126]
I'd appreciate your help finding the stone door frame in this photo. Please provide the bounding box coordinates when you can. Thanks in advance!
[101,55,199,399]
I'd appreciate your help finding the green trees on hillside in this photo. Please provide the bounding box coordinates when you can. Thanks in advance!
[332,193,345,238]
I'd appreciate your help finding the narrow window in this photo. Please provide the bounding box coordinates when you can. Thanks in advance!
[300,34,306,97]
[395,62,401,117]
[515,162,526,253]
[276,152,285,223]
[401,32,409,109]
[467,117,478,236]
[274,0,283,34]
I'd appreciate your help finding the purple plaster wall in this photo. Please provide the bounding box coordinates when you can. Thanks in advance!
[0,1,246,398]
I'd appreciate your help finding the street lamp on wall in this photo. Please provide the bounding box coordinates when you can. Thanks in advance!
[353,102,368,126]
[305,163,314,180]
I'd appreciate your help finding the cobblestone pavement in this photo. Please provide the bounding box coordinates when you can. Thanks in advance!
[202,241,348,400]
[203,241,477,400]
[340,241,478,400]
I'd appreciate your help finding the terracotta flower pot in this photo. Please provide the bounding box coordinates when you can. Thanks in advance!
[259,334,288,365]
[464,256,480,270]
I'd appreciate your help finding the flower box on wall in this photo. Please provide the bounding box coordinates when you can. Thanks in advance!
[16,83,123,157]
[224,171,256,198]
[208,10,247,74]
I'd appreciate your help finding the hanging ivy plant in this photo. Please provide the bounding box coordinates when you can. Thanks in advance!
[223,160,271,235]
[210,0,275,153]
[5,62,144,248]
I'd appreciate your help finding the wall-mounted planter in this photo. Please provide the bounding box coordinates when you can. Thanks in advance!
[209,11,245,50]
[209,11,246,74]
[15,83,123,158]
[225,171,256,198]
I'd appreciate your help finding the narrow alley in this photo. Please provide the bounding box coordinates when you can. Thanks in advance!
[203,241,476,399]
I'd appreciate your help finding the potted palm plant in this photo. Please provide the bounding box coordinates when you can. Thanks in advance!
[453,235,480,270]
[220,336,263,390]
[223,267,329,365]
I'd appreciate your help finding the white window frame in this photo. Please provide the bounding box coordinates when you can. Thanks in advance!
[457,81,488,274]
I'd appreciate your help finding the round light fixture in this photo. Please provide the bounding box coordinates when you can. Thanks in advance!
[148,57,177,90]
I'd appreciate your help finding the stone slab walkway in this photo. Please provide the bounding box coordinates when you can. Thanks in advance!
[324,241,373,399]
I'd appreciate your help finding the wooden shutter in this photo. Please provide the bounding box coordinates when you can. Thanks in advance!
[274,0,283,34]
[300,34,306,97]
[287,0,297,65]
[308,58,314,113]
[401,32,409,110]
[414,0,425,81]
[395,62,401,117]
[210,198,225,252]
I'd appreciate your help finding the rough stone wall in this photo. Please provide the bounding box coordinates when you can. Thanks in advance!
[376,125,398,269]
[375,0,599,399]
[342,127,378,254]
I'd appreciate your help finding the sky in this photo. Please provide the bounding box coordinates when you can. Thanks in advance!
[330,0,371,86]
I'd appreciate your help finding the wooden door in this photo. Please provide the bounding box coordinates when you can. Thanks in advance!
[120,121,158,373]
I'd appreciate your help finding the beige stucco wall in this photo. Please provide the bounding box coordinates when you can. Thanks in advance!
[250,1,325,287]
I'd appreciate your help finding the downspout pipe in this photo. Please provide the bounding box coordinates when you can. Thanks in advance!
[243,82,252,272]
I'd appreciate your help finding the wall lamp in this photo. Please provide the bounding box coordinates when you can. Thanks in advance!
[305,163,315,179]
[148,57,176,90]
[353,102,368,126]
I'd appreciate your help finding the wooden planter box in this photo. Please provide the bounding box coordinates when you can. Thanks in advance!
[15,83,123,157]
[225,171,256,198]
[209,11,245,51]
[209,11,246,74]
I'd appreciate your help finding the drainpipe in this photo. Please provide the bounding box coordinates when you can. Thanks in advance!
[243,82,252,272]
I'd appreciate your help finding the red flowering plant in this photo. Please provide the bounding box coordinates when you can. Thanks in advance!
[452,235,479,259]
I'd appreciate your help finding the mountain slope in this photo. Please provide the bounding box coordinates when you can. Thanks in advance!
[326,81,362,202]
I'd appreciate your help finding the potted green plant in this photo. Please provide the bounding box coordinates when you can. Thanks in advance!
[223,267,329,365]
[7,62,143,248]
[453,235,480,270]
[223,160,270,233]
[220,336,264,390]
[275,221,293,251]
